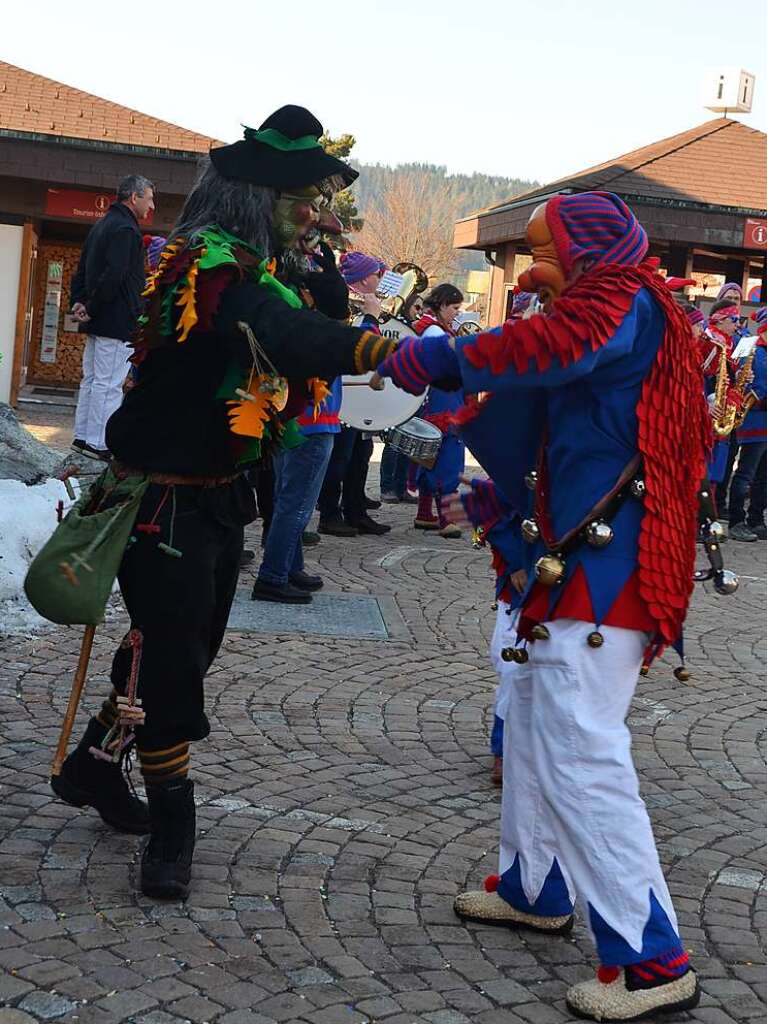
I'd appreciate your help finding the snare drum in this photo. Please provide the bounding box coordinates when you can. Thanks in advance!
[386,417,443,469]
[339,374,423,433]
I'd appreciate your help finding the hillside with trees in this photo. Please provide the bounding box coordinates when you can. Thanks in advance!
[321,135,538,284]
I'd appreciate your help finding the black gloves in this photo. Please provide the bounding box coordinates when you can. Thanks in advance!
[300,242,350,321]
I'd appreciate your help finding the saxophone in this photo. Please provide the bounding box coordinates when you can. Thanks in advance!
[732,346,757,428]
[711,344,738,438]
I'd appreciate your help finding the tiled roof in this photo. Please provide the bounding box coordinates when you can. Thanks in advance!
[475,118,767,216]
[0,60,219,153]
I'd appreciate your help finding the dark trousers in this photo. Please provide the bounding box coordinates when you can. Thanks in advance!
[728,443,767,527]
[110,480,253,750]
[317,428,372,522]
[253,460,275,542]
[380,443,410,497]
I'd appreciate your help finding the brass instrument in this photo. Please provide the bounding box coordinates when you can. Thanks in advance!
[456,319,481,336]
[379,262,428,321]
[710,341,740,438]
[732,346,757,428]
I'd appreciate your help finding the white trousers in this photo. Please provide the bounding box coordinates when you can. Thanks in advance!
[73,335,131,450]
[499,618,679,959]
[489,601,517,724]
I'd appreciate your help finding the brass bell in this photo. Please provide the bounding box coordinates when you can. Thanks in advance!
[587,631,604,649]
[630,479,646,499]
[639,664,650,677]
[586,520,614,548]
[707,520,725,541]
[535,553,566,587]
[531,623,551,641]
[521,518,541,543]
[674,666,691,682]
[501,646,528,664]
[524,470,538,491]
[714,569,739,595]
[490,601,498,611]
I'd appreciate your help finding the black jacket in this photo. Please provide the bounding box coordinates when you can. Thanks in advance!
[70,202,146,341]
[106,280,394,477]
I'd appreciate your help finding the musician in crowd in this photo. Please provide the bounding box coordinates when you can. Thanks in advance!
[727,307,767,541]
[50,106,400,902]
[380,290,425,503]
[251,243,352,603]
[412,284,466,538]
[705,299,744,518]
[375,192,708,1021]
[317,251,391,537]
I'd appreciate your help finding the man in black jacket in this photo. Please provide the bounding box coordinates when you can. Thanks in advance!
[70,174,155,460]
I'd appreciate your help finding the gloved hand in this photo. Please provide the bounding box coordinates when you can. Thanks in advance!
[460,477,504,531]
[300,242,349,320]
[377,333,461,395]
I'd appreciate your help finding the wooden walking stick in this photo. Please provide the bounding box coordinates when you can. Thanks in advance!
[50,625,96,777]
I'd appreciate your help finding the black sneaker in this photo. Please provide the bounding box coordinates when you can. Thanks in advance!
[289,570,323,591]
[302,530,321,547]
[71,438,86,453]
[347,514,391,536]
[749,523,767,540]
[730,522,758,542]
[319,517,358,537]
[51,718,149,835]
[251,579,312,604]
[365,497,382,510]
[81,444,112,462]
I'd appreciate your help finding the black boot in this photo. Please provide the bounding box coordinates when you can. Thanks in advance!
[141,778,196,901]
[51,718,150,835]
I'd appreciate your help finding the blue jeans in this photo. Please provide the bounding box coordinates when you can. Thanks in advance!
[257,434,334,584]
[729,442,767,527]
[380,442,409,497]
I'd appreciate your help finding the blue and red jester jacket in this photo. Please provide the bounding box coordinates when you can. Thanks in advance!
[461,477,525,607]
[735,335,767,445]
[392,262,710,656]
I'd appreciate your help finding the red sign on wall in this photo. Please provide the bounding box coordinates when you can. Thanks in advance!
[743,217,767,250]
[44,189,154,225]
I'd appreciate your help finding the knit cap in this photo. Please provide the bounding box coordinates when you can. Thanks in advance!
[545,191,648,275]
[339,251,385,285]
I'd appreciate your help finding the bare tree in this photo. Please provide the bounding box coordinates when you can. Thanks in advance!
[354,170,460,282]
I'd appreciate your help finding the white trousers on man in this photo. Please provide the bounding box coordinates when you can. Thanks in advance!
[498,618,680,963]
[73,335,131,450]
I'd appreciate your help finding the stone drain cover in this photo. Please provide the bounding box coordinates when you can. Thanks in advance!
[227,589,394,639]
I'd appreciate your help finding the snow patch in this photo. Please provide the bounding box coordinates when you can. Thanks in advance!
[0,477,79,635]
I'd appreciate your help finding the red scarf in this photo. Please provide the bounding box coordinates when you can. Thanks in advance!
[460,258,711,645]
[413,312,456,338]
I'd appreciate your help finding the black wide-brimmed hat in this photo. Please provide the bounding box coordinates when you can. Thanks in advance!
[209,105,358,191]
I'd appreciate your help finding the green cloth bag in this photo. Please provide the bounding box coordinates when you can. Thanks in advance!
[24,469,149,626]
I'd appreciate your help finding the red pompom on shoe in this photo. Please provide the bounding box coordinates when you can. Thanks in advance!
[484,875,500,893]
[597,966,621,984]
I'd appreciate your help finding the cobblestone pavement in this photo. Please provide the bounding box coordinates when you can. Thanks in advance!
[3,420,767,1022]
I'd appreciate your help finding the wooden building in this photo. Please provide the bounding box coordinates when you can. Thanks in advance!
[454,118,767,325]
[0,61,218,405]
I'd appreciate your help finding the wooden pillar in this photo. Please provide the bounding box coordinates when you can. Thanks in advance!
[724,256,747,291]
[9,221,37,407]
[487,244,517,327]
[667,244,690,279]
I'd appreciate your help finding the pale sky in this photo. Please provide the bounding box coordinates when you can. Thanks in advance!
[4,0,767,185]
